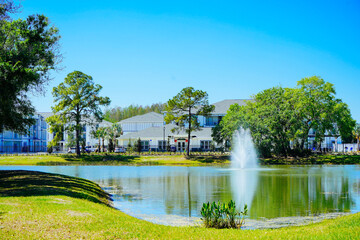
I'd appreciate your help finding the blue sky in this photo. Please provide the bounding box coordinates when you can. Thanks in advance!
[17,0,360,122]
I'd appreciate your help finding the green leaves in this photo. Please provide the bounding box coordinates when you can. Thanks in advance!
[165,87,214,155]
[0,10,61,134]
[200,200,248,229]
[219,76,355,157]
[48,71,110,156]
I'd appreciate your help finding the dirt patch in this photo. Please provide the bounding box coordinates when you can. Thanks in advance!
[51,198,72,204]
[66,210,92,217]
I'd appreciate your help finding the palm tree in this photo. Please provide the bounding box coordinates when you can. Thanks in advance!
[104,123,122,152]
[110,123,122,148]
[91,128,102,152]
[98,127,107,152]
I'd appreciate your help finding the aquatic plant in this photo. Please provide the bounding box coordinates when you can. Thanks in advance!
[200,200,247,229]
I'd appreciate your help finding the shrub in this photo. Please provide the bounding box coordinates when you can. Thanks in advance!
[200,200,247,229]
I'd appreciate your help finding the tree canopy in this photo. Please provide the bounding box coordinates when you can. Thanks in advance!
[0,1,61,133]
[47,71,110,156]
[165,87,214,156]
[218,76,355,157]
[104,103,166,123]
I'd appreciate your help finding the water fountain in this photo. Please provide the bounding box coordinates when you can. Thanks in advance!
[231,127,258,169]
[230,127,259,211]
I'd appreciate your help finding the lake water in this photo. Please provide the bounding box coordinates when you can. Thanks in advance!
[1,165,359,227]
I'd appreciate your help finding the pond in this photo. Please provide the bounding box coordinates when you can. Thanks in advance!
[1,165,359,227]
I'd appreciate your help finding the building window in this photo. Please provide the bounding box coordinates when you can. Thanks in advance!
[200,140,212,150]
[206,117,219,126]
[141,141,149,151]
[158,140,166,150]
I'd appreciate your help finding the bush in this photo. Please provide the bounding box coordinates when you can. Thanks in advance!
[200,200,247,229]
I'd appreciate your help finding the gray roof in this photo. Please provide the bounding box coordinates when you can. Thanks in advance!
[119,112,164,124]
[118,124,212,140]
[211,99,252,115]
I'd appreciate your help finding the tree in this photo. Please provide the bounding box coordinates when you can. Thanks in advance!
[0,0,19,20]
[47,71,110,156]
[91,128,101,152]
[65,132,76,149]
[165,87,214,156]
[354,123,360,151]
[105,123,122,152]
[0,2,61,134]
[104,103,167,123]
[218,77,355,157]
[136,138,142,154]
[98,127,107,152]
[127,139,133,153]
[294,77,355,150]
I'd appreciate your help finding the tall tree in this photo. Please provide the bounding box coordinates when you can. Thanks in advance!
[294,77,355,150]
[353,123,360,151]
[0,1,61,133]
[165,87,214,156]
[219,77,355,157]
[47,71,110,156]
[105,123,122,152]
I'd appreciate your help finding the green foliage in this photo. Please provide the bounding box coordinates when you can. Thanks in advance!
[104,103,166,123]
[96,127,107,152]
[136,138,142,153]
[65,132,76,148]
[47,71,110,156]
[0,4,61,134]
[102,123,122,152]
[354,123,360,151]
[127,139,134,153]
[201,200,248,229]
[165,87,214,156]
[219,77,355,157]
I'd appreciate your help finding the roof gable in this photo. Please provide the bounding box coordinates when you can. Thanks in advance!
[211,99,252,115]
[119,112,164,124]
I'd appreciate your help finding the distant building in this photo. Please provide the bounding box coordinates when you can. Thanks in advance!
[0,114,47,153]
[118,99,251,152]
[118,112,164,135]
[38,112,112,152]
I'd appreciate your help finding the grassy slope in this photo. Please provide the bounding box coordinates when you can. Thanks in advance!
[0,170,359,239]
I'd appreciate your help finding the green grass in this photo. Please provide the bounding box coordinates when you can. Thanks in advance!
[0,153,359,166]
[0,170,359,239]
[0,153,231,166]
[261,154,360,165]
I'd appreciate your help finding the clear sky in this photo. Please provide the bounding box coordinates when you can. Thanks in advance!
[16,0,360,122]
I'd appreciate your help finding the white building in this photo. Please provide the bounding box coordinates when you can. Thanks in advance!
[118,99,250,152]
[38,112,112,152]
[118,112,164,135]
[0,113,47,153]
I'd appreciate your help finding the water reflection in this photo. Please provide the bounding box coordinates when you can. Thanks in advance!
[231,168,259,210]
[0,165,358,221]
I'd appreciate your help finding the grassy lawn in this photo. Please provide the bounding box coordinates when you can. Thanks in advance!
[0,170,359,239]
[0,153,359,166]
[0,153,231,166]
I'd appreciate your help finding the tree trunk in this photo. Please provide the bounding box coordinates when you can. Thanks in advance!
[76,126,80,157]
[102,138,105,152]
[187,108,191,157]
[75,106,81,157]
[98,138,101,152]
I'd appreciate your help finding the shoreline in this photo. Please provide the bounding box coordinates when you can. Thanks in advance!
[0,153,359,166]
[1,170,360,239]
